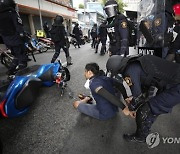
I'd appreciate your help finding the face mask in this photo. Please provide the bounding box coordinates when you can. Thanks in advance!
[84,79,90,89]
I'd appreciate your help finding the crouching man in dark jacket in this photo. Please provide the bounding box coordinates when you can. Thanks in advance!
[73,62,131,120]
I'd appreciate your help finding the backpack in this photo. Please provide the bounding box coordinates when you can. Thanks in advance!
[50,26,65,42]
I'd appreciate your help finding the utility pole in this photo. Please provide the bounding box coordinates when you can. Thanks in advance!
[84,0,86,23]
[38,0,43,30]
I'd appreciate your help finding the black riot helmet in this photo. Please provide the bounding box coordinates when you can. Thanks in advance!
[106,54,142,76]
[0,0,16,12]
[104,0,119,18]
[54,15,64,26]
[106,55,124,76]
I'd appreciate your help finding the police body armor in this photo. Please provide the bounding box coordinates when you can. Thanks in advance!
[123,55,180,88]
[0,9,16,36]
[106,14,125,45]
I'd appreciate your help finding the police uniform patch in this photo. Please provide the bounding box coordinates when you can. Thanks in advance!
[124,77,133,86]
[121,22,127,28]
[154,18,161,27]
[144,21,151,29]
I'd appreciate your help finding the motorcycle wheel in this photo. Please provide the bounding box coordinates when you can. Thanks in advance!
[1,53,13,69]
[60,67,70,82]
[39,47,48,53]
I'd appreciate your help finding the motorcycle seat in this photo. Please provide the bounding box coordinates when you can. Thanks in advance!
[15,77,42,110]
[16,65,41,76]
[38,67,54,82]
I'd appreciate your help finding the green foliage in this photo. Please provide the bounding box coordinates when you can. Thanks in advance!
[79,4,84,9]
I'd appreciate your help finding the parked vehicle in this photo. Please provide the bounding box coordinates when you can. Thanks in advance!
[38,37,55,49]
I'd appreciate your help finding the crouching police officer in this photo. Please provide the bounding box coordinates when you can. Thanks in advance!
[0,0,27,75]
[104,0,129,56]
[106,54,180,143]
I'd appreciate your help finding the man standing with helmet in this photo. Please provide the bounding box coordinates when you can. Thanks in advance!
[72,23,81,48]
[90,23,98,49]
[0,0,27,75]
[95,20,107,55]
[106,54,180,143]
[104,0,129,57]
[50,15,72,66]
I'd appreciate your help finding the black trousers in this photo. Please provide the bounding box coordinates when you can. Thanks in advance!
[95,38,106,54]
[75,35,81,47]
[8,44,27,71]
[91,37,97,48]
[135,103,158,139]
[51,42,70,63]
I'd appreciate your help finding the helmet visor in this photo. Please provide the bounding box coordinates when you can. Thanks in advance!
[104,4,118,18]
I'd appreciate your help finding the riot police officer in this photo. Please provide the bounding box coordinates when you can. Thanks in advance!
[72,23,81,48]
[90,23,98,49]
[50,15,72,66]
[43,21,50,38]
[106,54,180,143]
[166,3,180,62]
[0,0,27,75]
[138,0,174,58]
[104,0,129,56]
[95,20,107,55]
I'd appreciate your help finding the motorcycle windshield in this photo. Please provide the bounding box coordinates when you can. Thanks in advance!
[137,0,165,48]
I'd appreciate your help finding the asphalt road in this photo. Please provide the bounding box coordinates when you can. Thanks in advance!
[0,44,180,154]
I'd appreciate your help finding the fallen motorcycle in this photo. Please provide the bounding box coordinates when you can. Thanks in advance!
[0,60,70,118]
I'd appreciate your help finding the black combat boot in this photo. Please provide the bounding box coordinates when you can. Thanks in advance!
[123,133,146,143]
[66,56,73,66]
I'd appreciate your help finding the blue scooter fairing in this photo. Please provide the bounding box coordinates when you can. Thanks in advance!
[0,62,66,118]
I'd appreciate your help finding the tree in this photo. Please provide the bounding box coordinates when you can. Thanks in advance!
[79,4,84,9]
[101,0,126,13]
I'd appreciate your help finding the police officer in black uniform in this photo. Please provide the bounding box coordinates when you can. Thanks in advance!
[95,20,107,55]
[72,23,81,48]
[43,21,50,38]
[104,0,129,57]
[106,54,180,143]
[166,22,180,62]
[90,23,98,49]
[139,0,174,58]
[0,0,27,75]
[50,15,72,65]
[166,3,180,62]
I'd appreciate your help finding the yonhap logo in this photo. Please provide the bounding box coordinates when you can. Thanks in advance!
[146,132,160,149]
[146,132,180,148]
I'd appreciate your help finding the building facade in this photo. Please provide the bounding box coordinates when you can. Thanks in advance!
[123,0,140,19]
[15,0,77,35]
[75,1,104,36]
